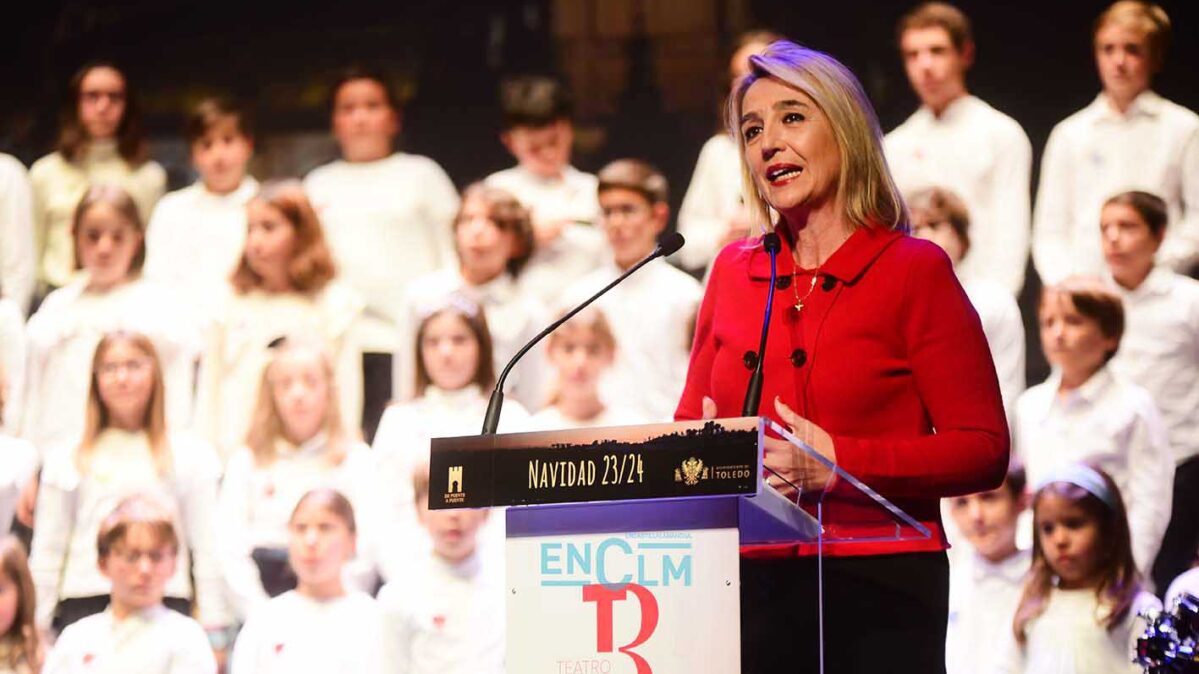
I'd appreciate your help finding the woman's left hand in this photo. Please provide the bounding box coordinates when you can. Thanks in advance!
[763,397,837,498]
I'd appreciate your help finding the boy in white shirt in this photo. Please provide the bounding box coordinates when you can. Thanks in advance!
[144,96,257,320]
[44,495,216,674]
[379,467,504,674]
[565,159,701,421]
[885,2,1032,295]
[485,76,607,306]
[944,469,1029,674]
[304,66,460,441]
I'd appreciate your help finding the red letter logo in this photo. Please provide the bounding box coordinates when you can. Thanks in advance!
[582,583,660,673]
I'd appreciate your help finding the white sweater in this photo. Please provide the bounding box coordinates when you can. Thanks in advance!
[44,605,216,674]
[216,436,383,620]
[193,282,363,460]
[29,429,227,630]
[304,153,459,352]
[230,590,390,674]
[144,177,258,321]
[29,142,166,288]
[0,154,35,312]
[21,277,199,455]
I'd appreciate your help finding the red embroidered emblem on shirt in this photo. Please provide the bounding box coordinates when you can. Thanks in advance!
[433,615,446,629]
[274,642,285,654]
[264,482,275,498]
[83,653,95,665]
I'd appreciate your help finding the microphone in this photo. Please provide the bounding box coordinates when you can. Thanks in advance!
[480,231,686,434]
[742,232,780,416]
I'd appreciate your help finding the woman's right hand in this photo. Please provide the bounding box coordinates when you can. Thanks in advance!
[701,396,718,420]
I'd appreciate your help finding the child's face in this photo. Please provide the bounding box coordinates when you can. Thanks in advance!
[947,485,1022,563]
[599,188,667,269]
[96,340,156,428]
[191,117,252,195]
[501,120,572,179]
[0,571,20,637]
[1095,22,1153,103]
[331,79,398,163]
[269,348,330,445]
[1101,202,1161,287]
[78,66,126,141]
[99,526,177,613]
[456,195,516,282]
[244,200,297,286]
[77,203,141,289]
[1035,492,1104,589]
[420,311,481,392]
[1038,291,1116,380]
[288,502,355,592]
[418,498,487,564]
[548,324,613,394]
[910,207,965,266]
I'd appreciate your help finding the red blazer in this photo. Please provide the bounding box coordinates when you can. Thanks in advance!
[675,226,1009,557]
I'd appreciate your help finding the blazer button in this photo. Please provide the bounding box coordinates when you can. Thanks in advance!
[743,351,759,370]
[775,275,792,290]
[790,348,807,367]
[821,276,837,291]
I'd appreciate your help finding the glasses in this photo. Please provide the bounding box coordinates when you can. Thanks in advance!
[97,358,153,378]
[109,547,173,566]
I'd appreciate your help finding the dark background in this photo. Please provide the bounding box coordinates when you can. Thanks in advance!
[2,0,1196,382]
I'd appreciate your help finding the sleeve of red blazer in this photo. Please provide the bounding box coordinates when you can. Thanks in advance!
[832,245,1010,498]
[675,247,726,422]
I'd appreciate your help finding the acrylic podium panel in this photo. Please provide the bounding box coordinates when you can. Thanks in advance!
[428,417,931,674]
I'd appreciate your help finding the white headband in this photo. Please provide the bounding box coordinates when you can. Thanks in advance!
[1035,463,1117,510]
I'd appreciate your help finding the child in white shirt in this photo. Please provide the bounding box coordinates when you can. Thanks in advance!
[995,464,1159,674]
[0,536,41,673]
[218,338,382,621]
[485,76,607,306]
[43,495,217,674]
[230,489,389,674]
[378,468,504,674]
[0,153,35,314]
[0,299,25,434]
[145,96,258,320]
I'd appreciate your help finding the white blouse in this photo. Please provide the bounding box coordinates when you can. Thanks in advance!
[29,429,227,630]
[21,277,199,455]
[0,434,37,533]
[964,279,1026,427]
[526,404,646,431]
[677,133,744,273]
[193,282,363,460]
[43,605,215,674]
[0,153,35,312]
[946,549,1029,674]
[0,298,24,433]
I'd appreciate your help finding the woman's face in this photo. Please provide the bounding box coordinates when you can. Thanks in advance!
[548,324,613,395]
[420,311,481,392]
[269,348,330,446]
[288,502,355,593]
[78,66,126,141]
[456,195,515,284]
[96,340,156,429]
[1038,291,1116,380]
[739,77,842,222]
[77,203,141,290]
[1101,202,1160,288]
[244,200,298,288]
[1036,491,1104,589]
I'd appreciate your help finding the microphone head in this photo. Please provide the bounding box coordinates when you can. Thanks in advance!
[656,231,686,257]
[762,232,781,253]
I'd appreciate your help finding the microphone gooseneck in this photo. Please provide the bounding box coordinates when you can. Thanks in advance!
[481,232,687,434]
[742,232,781,416]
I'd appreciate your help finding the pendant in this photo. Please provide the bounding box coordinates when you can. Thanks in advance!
[794,300,804,313]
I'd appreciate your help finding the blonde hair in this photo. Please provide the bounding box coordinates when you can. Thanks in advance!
[1094,1,1171,70]
[96,494,180,559]
[290,488,356,534]
[77,331,171,476]
[545,308,618,407]
[72,184,146,273]
[727,41,909,235]
[0,537,39,673]
[244,337,349,467]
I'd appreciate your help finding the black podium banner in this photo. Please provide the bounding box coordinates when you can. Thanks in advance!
[428,418,762,509]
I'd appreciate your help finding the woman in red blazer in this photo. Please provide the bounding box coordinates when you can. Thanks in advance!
[675,41,1009,673]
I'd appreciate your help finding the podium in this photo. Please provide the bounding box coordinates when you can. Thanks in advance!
[428,417,930,674]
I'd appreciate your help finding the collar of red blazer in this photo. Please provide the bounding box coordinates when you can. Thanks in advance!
[746,225,904,284]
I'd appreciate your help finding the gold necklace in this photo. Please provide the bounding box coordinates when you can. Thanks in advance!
[792,270,819,314]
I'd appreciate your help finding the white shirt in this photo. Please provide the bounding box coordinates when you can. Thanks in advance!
[1033,91,1199,283]
[21,278,199,455]
[1107,268,1199,464]
[217,436,383,619]
[946,549,1029,674]
[304,153,459,352]
[44,605,215,674]
[965,279,1026,426]
[992,589,1159,674]
[1014,367,1174,572]
[566,259,702,422]
[527,404,646,431]
[485,165,608,306]
[378,552,505,674]
[0,298,24,433]
[144,178,258,321]
[397,268,548,409]
[230,590,389,674]
[0,434,36,533]
[193,282,363,460]
[886,95,1033,294]
[0,154,35,313]
[677,133,743,272]
[29,429,227,630]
